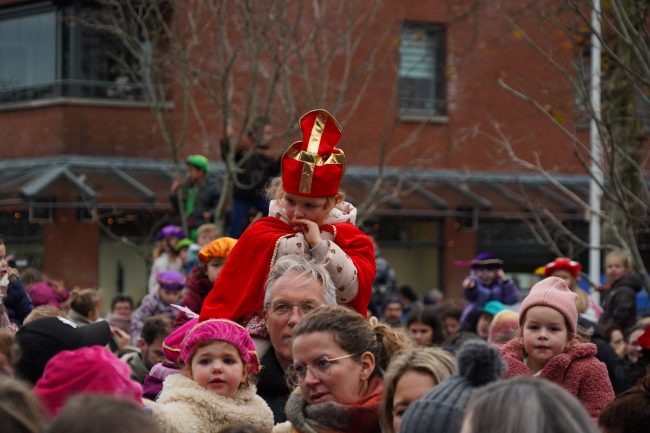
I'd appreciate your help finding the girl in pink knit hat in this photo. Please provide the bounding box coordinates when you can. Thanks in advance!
[500,276,614,421]
[146,318,273,433]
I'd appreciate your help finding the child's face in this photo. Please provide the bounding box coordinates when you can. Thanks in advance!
[283,192,333,226]
[605,256,627,282]
[197,231,217,247]
[475,268,498,285]
[0,244,7,277]
[476,313,493,339]
[443,316,460,337]
[159,288,182,305]
[179,248,189,263]
[626,329,646,364]
[189,341,248,398]
[523,306,569,370]
[550,269,576,291]
[206,258,224,284]
[408,322,434,346]
[112,301,133,317]
[609,329,625,358]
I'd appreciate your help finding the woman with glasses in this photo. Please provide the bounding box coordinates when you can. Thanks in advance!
[273,304,410,433]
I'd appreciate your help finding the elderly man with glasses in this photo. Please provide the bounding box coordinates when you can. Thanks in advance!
[257,255,337,423]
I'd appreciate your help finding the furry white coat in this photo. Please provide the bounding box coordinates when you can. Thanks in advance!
[145,373,274,433]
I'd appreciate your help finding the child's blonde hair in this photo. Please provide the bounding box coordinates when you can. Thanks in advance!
[197,223,220,240]
[605,248,633,272]
[265,176,344,208]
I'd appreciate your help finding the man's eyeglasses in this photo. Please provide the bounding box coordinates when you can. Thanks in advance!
[265,301,317,317]
[286,353,357,387]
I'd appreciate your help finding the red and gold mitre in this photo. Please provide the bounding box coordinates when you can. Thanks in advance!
[281,109,345,197]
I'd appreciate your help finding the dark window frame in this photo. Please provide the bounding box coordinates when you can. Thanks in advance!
[0,0,145,104]
[397,21,446,119]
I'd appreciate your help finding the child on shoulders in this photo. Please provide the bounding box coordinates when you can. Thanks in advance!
[200,109,375,326]
[460,252,519,327]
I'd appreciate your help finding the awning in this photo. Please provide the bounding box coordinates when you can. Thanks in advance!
[0,155,594,221]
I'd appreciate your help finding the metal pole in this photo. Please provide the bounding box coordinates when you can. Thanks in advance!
[589,0,603,296]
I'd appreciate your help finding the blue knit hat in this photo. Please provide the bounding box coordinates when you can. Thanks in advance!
[481,300,507,317]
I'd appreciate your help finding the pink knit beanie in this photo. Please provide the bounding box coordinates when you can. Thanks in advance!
[180,319,260,374]
[519,277,578,333]
[34,346,143,418]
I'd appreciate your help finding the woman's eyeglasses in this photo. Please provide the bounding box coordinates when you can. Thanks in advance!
[286,353,357,387]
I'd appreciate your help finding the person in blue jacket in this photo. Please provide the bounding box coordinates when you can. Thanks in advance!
[0,237,33,325]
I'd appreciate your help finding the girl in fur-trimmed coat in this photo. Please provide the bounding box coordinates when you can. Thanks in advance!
[500,277,614,421]
[145,319,273,433]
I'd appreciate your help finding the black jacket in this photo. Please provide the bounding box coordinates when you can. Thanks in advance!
[256,346,291,423]
[599,273,645,332]
[6,278,33,325]
[169,173,221,229]
[232,151,280,198]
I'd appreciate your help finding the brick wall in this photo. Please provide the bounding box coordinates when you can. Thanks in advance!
[42,209,99,289]
[1,0,588,173]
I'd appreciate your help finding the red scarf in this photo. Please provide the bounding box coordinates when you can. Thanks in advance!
[199,217,375,322]
[285,377,384,433]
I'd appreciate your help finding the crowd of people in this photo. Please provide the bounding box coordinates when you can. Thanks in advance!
[0,109,649,433]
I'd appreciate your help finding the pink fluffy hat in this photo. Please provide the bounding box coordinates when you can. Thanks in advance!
[180,318,260,374]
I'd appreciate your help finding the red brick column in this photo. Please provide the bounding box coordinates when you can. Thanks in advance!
[42,209,99,289]
[443,217,477,299]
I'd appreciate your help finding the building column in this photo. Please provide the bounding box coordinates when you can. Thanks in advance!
[442,217,476,299]
[42,208,99,288]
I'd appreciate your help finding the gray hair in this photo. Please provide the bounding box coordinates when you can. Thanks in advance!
[463,377,599,433]
[263,255,337,306]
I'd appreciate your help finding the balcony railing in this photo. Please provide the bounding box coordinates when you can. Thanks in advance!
[0,78,148,104]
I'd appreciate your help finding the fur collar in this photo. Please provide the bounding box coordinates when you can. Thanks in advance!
[148,374,273,433]
[501,338,597,381]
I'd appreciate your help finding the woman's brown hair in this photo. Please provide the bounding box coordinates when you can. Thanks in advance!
[69,289,100,318]
[292,304,411,378]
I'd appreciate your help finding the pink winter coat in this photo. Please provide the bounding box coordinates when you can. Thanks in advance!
[500,338,614,421]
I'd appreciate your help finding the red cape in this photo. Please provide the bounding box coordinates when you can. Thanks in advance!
[199,216,375,322]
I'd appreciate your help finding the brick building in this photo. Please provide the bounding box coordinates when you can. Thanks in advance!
[0,0,644,306]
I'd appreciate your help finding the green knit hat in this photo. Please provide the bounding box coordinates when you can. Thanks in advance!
[186,154,210,172]
[175,238,194,252]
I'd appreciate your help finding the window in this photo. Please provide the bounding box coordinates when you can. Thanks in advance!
[0,1,144,104]
[398,22,446,118]
[0,7,56,91]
